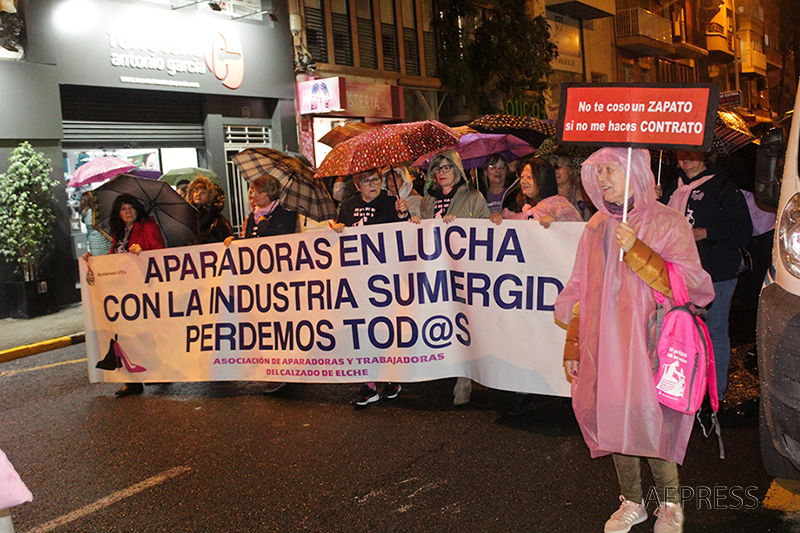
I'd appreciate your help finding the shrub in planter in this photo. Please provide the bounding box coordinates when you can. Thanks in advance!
[0,141,57,282]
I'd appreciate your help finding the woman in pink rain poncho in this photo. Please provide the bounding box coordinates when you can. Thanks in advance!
[554,148,713,533]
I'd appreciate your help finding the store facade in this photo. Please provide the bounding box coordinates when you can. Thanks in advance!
[0,0,297,318]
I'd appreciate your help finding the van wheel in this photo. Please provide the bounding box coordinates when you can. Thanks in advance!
[760,400,800,479]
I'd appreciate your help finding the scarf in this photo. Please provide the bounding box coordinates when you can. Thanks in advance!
[253,200,279,222]
[667,175,714,216]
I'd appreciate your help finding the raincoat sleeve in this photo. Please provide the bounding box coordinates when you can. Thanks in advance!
[554,225,591,324]
[651,204,715,307]
[527,196,583,222]
[623,239,672,299]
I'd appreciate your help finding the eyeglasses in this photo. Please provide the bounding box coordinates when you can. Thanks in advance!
[487,164,507,170]
[432,164,454,174]
[248,189,267,197]
[358,176,381,185]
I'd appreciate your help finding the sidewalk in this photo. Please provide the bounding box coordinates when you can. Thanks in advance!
[0,303,86,362]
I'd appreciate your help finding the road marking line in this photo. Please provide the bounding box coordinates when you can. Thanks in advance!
[23,466,191,533]
[0,358,87,378]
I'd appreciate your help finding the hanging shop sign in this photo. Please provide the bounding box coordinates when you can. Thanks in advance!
[297,77,345,114]
[297,78,404,119]
[555,83,720,151]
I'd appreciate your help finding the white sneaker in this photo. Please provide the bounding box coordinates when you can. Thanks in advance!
[654,502,684,533]
[604,496,647,533]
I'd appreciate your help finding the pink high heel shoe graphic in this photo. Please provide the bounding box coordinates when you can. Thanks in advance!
[96,335,146,373]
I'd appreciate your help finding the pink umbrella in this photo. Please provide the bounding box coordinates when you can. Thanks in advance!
[67,157,137,188]
[412,133,535,170]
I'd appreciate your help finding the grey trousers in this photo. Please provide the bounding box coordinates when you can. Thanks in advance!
[612,453,680,504]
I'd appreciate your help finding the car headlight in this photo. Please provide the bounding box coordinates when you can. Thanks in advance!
[780,192,800,278]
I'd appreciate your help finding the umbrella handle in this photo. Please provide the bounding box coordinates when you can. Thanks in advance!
[620,147,632,261]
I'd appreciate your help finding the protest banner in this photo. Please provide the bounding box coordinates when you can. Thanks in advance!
[80,219,585,397]
[555,83,720,151]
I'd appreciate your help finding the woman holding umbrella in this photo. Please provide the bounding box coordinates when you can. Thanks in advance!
[84,193,166,397]
[554,148,713,533]
[224,175,297,394]
[411,149,491,406]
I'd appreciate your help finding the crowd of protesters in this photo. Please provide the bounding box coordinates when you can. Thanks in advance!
[75,135,769,533]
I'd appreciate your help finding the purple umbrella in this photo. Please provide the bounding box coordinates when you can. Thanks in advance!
[128,168,162,180]
[412,133,535,170]
[67,157,136,188]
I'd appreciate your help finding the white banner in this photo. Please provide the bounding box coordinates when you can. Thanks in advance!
[80,219,584,397]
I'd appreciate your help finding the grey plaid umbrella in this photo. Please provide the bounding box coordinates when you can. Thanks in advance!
[230,148,337,222]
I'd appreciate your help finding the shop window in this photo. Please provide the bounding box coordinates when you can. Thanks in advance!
[357,0,378,69]
[305,0,329,64]
[332,0,354,66]
[381,0,400,72]
[402,0,420,76]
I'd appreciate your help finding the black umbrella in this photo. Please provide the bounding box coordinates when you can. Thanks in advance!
[91,174,199,248]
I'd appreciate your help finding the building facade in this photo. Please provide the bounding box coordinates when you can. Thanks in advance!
[0,0,298,317]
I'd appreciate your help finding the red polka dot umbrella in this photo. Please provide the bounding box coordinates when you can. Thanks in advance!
[314,120,460,178]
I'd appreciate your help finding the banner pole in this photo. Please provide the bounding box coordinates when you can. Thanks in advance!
[620,146,632,261]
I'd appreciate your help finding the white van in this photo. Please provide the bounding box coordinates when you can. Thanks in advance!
[756,82,800,478]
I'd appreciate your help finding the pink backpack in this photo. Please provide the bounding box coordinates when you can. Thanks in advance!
[652,262,719,414]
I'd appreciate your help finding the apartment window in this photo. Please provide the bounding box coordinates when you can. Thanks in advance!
[356,0,378,69]
[331,0,354,65]
[402,0,420,76]
[421,0,437,77]
[381,0,400,72]
[305,0,328,64]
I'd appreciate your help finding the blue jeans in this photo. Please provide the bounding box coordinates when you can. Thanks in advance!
[704,279,738,399]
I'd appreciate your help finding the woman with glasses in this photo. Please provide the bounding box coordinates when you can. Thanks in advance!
[555,148,713,533]
[482,154,514,214]
[412,150,491,406]
[332,168,409,407]
[224,174,297,393]
[235,175,298,240]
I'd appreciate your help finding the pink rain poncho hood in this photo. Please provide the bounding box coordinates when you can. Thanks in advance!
[554,147,714,464]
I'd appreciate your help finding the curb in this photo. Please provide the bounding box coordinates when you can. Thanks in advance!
[0,332,86,364]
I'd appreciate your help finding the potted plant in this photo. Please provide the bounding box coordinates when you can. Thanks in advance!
[0,141,58,318]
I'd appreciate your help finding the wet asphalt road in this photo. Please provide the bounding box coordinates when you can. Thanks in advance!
[0,340,797,533]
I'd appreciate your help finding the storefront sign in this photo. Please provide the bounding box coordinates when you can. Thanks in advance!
[52,0,294,99]
[297,77,345,114]
[80,219,584,396]
[719,90,742,109]
[556,83,720,150]
[298,78,404,119]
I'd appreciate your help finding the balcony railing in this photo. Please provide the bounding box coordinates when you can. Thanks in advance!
[616,8,672,44]
[672,21,705,49]
[704,21,724,35]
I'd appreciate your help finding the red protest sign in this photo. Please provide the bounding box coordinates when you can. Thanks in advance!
[555,83,720,151]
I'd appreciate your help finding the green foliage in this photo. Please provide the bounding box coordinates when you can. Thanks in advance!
[0,142,57,281]
[436,0,558,114]
[469,0,557,113]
